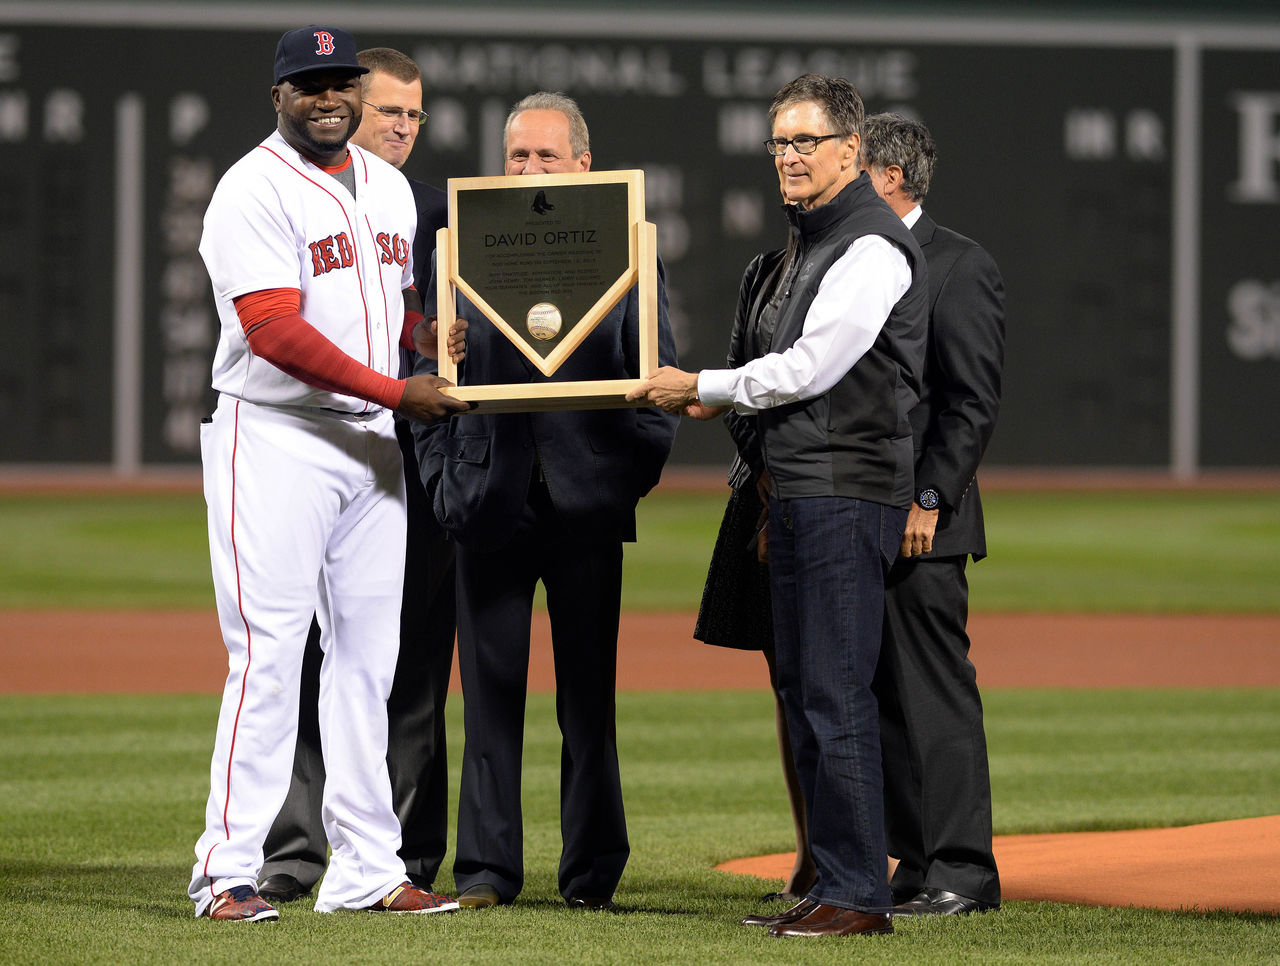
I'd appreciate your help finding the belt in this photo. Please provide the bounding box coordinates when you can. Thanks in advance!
[319,407,384,421]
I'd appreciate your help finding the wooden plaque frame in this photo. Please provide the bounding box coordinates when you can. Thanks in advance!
[436,170,658,414]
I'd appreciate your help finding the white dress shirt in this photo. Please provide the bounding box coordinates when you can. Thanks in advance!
[697,233,911,412]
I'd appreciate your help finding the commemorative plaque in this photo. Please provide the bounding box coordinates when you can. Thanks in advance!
[436,170,659,412]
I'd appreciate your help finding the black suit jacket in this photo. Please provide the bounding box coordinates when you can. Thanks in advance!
[413,260,679,552]
[908,211,1005,560]
[401,179,449,378]
[409,179,448,293]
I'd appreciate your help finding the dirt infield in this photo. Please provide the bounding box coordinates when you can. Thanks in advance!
[3,608,1278,917]
[718,815,1280,915]
[5,464,1280,495]
[3,609,1278,693]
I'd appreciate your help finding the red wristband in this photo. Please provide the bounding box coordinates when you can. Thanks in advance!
[401,309,426,351]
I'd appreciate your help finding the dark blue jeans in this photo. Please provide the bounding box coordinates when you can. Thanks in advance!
[767,494,907,913]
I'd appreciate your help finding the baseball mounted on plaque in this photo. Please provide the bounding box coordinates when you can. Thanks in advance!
[435,170,659,413]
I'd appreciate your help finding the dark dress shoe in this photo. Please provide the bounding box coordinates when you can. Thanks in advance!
[565,895,616,911]
[759,891,805,904]
[891,884,922,905]
[892,887,998,916]
[767,903,893,938]
[457,884,502,909]
[257,873,310,903]
[741,895,818,927]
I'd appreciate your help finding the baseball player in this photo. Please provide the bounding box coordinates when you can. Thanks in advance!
[259,46,460,905]
[188,24,467,922]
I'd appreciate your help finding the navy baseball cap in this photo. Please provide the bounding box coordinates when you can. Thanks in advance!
[273,25,370,85]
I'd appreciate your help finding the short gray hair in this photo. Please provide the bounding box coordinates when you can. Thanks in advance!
[861,112,937,203]
[503,91,590,159]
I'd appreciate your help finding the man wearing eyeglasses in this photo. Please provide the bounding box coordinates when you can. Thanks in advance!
[354,53,429,169]
[258,46,459,909]
[629,74,928,938]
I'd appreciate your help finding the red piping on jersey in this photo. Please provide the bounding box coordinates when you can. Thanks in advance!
[349,131,398,366]
[259,144,377,414]
[203,400,253,881]
[349,150,380,381]
[364,211,394,372]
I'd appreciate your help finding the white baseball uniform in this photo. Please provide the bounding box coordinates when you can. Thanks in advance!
[189,129,416,915]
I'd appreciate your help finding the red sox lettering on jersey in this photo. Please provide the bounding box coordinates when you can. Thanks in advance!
[310,233,355,275]
[309,232,408,276]
[377,232,410,267]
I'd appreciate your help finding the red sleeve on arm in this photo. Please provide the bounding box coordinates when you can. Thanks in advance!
[234,288,301,336]
[401,309,426,351]
[232,288,407,411]
[400,285,425,351]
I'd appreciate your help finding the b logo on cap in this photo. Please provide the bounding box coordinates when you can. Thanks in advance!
[313,31,336,55]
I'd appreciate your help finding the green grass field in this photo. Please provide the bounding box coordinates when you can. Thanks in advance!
[2,487,1279,612]
[1,690,1277,965]
[1,486,1278,962]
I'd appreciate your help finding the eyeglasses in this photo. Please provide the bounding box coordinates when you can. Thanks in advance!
[362,101,428,125]
[763,134,841,156]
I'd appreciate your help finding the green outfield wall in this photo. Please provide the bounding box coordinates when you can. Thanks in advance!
[1,2,1277,473]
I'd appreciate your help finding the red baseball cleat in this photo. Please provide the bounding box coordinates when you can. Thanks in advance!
[365,882,459,914]
[203,885,279,923]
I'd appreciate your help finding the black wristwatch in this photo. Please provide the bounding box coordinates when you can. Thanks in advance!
[916,487,940,511]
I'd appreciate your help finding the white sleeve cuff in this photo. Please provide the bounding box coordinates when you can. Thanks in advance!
[698,369,757,413]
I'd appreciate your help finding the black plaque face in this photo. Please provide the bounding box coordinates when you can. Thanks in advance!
[455,181,630,359]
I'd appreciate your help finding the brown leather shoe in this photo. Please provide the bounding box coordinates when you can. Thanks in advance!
[457,884,502,909]
[767,902,893,937]
[740,895,818,927]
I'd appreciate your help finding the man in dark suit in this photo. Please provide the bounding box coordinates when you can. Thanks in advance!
[258,47,458,903]
[413,92,679,911]
[860,112,1006,916]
